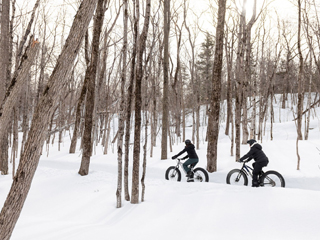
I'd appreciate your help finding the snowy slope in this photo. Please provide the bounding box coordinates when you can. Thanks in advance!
[1,99,320,240]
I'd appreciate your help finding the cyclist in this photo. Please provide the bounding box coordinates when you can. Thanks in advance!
[172,139,199,180]
[239,139,269,187]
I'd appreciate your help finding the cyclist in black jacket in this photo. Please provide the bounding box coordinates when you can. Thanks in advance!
[172,139,199,179]
[239,139,269,187]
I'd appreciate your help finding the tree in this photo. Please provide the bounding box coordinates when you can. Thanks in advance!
[196,32,214,103]
[161,0,170,160]
[0,0,10,175]
[206,0,227,173]
[116,0,128,208]
[124,0,139,202]
[296,0,304,142]
[296,0,304,170]
[131,0,151,204]
[78,0,107,176]
[0,0,98,238]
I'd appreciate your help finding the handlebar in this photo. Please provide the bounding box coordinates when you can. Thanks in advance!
[238,159,250,163]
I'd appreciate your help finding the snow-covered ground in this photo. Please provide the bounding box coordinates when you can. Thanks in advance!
[1,98,320,240]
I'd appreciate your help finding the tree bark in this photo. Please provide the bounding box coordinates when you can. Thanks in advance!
[296,0,304,141]
[296,0,303,170]
[124,0,139,202]
[0,1,98,238]
[206,0,226,172]
[116,0,128,208]
[79,0,106,176]
[161,0,170,160]
[131,0,151,204]
[0,0,10,175]
[69,76,88,153]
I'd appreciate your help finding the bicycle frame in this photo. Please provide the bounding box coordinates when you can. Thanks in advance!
[240,161,254,178]
[174,158,187,174]
[238,161,267,183]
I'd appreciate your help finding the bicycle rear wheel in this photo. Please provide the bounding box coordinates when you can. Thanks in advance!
[193,168,209,182]
[226,169,248,186]
[260,170,285,187]
[165,166,181,181]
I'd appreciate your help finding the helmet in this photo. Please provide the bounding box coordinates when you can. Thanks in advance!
[247,139,256,146]
[185,139,191,145]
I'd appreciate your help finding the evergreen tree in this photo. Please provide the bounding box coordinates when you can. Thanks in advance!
[196,32,214,103]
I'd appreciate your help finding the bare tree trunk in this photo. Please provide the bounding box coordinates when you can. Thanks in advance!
[150,59,157,158]
[235,2,246,160]
[20,81,29,155]
[206,0,226,173]
[161,0,170,160]
[0,0,10,102]
[296,0,304,141]
[0,1,98,238]
[224,25,235,137]
[296,0,303,170]
[131,0,150,204]
[116,0,128,208]
[11,107,18,178]
[79,0,106,176]
[141,110,148,202]
[242,0,257,144]
[69,77,88,153]
[0,0,10,175]
[305,41,313,140]
[124,0,140,202]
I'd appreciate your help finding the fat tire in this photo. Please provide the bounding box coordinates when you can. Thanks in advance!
[260,170,285,187]
[165,166,181,181]
[226,169,248,186]
[193,168,209,182]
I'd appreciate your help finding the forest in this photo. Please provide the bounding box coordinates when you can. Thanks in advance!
[0,0,320,239]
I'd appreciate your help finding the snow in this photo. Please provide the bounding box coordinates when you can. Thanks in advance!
[1,98,320,240]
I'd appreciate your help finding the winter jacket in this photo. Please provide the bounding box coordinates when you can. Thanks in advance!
[239,143,268,163]
[174,144,198,160]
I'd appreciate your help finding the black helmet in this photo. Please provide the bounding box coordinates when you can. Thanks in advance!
[185,139,191,145]
[247,139,256,146]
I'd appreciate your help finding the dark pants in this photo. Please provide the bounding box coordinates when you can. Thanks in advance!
[252,160,268,183]
[183,158,199,173]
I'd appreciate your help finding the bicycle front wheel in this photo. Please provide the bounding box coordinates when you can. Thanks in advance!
[226,169,248,186]
[260,170,285,187]
[193,168,209,182]
[165,166,181,181]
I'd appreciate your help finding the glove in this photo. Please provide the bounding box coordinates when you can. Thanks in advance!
[238,159,243,162]
[172,155,177,160]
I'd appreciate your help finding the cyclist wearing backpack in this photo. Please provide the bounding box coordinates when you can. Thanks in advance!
[239,139,269,187]
[172,139,199,180]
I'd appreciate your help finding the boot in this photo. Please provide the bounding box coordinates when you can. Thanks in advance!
[252,181,259,187]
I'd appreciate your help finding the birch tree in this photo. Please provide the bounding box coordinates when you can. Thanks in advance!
[116,0,128,208]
